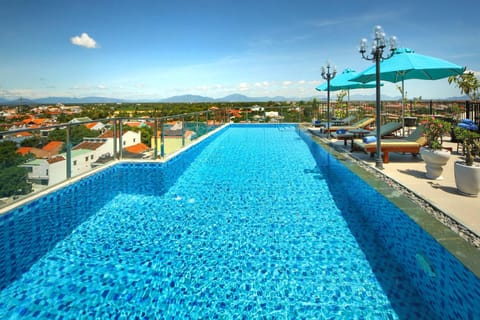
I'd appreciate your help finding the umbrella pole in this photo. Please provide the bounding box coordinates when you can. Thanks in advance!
[374,55,383,169]
[347,90,350,119]
[401,79,405,136]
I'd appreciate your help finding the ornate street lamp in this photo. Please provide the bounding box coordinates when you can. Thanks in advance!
[359,25,396,169]
[321,63,337,137]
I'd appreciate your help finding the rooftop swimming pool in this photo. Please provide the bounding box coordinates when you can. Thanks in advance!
[0,124,479,319]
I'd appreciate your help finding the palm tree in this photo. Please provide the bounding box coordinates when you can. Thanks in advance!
[448,71,480,100]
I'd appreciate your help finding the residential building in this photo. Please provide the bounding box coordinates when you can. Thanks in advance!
[20,130,142,187]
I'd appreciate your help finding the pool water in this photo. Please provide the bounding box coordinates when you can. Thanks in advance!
[0,124,478,319]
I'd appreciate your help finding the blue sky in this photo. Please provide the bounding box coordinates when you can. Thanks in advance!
[1,0,479,101]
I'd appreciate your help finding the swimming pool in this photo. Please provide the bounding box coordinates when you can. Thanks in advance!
[0,124,478,318]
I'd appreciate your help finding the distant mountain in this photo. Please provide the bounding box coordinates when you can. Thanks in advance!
[216,94,290,102]
[4,98,38,105]
[0,93,470,105]
[159,94,214,103]
[35,96,126,104]
[444,95,469,101]
[218,94,252,102]
[158,94,292,103]
[0,96,127,105]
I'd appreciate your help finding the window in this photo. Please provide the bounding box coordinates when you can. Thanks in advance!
[85,156,89,162]
[73,160,77,166]
[91,155,94,160]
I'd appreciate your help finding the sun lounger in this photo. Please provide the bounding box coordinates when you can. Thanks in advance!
[365,121,403,138]
[332,121,403,148]
[312,115,356,127]
[353,125,426,163]
[322,117,375,133]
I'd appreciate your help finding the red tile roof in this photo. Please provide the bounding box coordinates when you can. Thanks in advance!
[84,122,101,129]
[98,130,118,138]
[47,155,65,164]
[42,141,64,154]
[16,147,32,156]
[73,141,105,150]
[16,147,50,158]
[15,131,33,137]
[124,143,149,154]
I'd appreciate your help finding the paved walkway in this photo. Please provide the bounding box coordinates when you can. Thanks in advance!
[349,140,479,236]
[310,128,480,238]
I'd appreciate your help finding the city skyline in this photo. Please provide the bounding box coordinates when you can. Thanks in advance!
[1,0,479,101]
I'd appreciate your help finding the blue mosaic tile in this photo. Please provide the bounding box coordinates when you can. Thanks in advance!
[0,124,478,319]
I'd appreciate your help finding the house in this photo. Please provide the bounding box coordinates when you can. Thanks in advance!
[124,143,150,158]
[17,147,50,158]
[84,121,106,132]
[73,140,111,159]
[69,117,92,124]
[3,130,33,145]
[16,141,64,158]
[60,106,82,114]
[42,141,64,154]
[97,129,142,151]
[150,129,195,156]
[21,156,66,186]
[20,148,98,186]
[19,130,142,187]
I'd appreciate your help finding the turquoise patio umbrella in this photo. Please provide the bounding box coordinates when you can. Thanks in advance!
[316,68,377,91]
[351,48,465,134]
[316,68,378,120]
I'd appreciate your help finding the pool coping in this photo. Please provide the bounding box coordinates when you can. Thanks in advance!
[305,128,480,278]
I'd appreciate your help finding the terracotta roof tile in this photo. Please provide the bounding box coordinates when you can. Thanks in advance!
[84,122,100,129]
[42,141,64,154]
[47,155,65,164]
[124,143,149,154]
[73,141,105,150]
[16,147,50,158]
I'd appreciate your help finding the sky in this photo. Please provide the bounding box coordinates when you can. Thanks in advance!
[1,0,479,101]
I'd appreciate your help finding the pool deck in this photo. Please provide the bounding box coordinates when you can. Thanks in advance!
[308,127,480,241]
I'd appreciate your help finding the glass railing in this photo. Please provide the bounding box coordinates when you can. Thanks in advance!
[0,108,231,210]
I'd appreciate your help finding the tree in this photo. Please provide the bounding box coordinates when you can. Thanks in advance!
[0,141,33,197]
[20,136,45,148]
[0,166,32,197]
[47,126,100,146]
[448,71,480,100]
[47,128,67,143]
[336,90,347,118]
[0,141,27,168]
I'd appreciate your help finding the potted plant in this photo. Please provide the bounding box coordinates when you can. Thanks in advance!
[419,116,452,180]
[453,126,480,196]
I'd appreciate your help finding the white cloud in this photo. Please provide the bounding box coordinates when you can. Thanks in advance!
[255,81,270,87]
[71,33,98,48]
[239,82,249,91]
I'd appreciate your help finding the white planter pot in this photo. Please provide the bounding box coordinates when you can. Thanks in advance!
[454,161,480,196]
[419,147,451,180]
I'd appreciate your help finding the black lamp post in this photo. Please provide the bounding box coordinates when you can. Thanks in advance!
[321,63,337,137]
[359,26,396,169]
